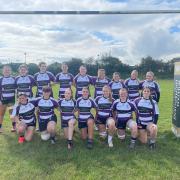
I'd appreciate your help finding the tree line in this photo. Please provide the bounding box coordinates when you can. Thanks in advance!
[0,55,176,79]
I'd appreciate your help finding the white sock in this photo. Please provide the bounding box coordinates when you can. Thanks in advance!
[108,135,113,143]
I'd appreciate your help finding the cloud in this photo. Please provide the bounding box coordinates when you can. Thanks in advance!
[0,0,180,65]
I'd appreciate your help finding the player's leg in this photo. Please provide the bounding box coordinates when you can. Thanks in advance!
[147,123,158,149]
[87,118,94,149]
[107,117,116,147]
[24,126,35,142]
[0,103,7,133]
[67,118,76,149]
[127,119,138,149]
[16,121,27,143]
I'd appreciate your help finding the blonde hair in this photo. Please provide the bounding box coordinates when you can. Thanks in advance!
[102,85,113,102]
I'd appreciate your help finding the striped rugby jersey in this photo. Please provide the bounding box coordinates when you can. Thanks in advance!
[34,71,55,97]
[133,97,159,125]
[111,99,135,121]
[58,98,76,121]
[74,74,93,99]
[0,76,16,101]
[11,102,36,124]
[92,77,111,98]
[15,75,36,98]
[76,97,96,122]
[31,97,59,120]
[95,95,114,118]
[109,80,125,99]
[56,72,74,98]
[124,78,140,101]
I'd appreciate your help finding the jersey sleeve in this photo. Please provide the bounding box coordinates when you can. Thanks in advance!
[29,75,36,86]
[48,72,55,82]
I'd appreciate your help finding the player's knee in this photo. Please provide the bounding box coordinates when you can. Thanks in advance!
[107,118,115,128]
[68,120,74,127]
[87,119,94,126]
[17,126,25,134]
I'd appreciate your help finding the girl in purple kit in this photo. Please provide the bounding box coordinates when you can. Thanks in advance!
[58,88,76,149]
[34,61,55,97]
[15,64,36,98]
[32,86,59,144]
[76,87,96,149]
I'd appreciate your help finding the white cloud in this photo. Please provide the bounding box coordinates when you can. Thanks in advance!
[0,0,180,65]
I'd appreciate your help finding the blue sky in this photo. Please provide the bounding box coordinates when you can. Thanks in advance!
[0,0,180,65]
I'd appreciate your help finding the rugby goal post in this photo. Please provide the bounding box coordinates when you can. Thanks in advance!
[172,60,180,137]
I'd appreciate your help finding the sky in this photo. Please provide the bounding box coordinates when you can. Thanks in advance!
[0,0,180,65]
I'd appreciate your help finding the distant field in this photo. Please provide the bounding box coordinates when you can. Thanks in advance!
[0,80,180,180]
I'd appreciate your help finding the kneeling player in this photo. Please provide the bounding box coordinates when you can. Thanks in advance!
[95,85,115,147]
[112,88,138,149]
[58,88,76,149]
[11,93,36,143]
[134,87,159,149]
[76,87,96,149]
[33,86,59,144]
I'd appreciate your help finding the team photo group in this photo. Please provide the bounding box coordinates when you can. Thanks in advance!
[0,62,160,150]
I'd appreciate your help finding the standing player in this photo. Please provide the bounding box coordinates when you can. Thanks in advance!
[0,65,16,132]
[93,69,111,98]
[74,65,93,99]
[111,88,138,149]
[124,70,140,101]
[32,86,59,144]
[109,72,125,100]
[15,64,36,98]
[34,62,55,97]
[95,85,116,147]
[58,88,76,149]
[56,63,74,98]
[134,87,159,149]
[76,87,97,149]
[140,71,160,103]
[11,93,36,143]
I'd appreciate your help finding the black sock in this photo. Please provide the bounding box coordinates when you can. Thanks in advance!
[51,136,55,140]
[12,122,16,127]
[68,139,73,144]
[88,139,93,143]
[0,124,2,128]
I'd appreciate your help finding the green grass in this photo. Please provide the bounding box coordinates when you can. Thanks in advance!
[0,80,180,180]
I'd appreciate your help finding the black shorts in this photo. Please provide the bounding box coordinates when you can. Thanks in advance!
[116,119,129,130]
[61,117,76,128]
[96,116,109,125]
[138,123,147,130]
[39,114,57,132]
[78,115,94,129]
[1,98,15,106]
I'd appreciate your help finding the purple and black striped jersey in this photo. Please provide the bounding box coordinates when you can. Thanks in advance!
[92,77,111,98]
[34,71,55,97]
[58,98,76,121]
[15,75,36,98]
[124,78,140,101]
[95,96,114,118]
[109,80,125,100]
[0,76,16,101]
[139,80,160,102]
[11,101,36,124]
[32,97,59,120]
[111,99,135,121]
[56,73,74,98]
[76,97,96,122]
[74,74,93,99]
[133,97,159,125]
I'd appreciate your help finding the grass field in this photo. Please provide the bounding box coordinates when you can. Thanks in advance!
[0,80,180,180]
